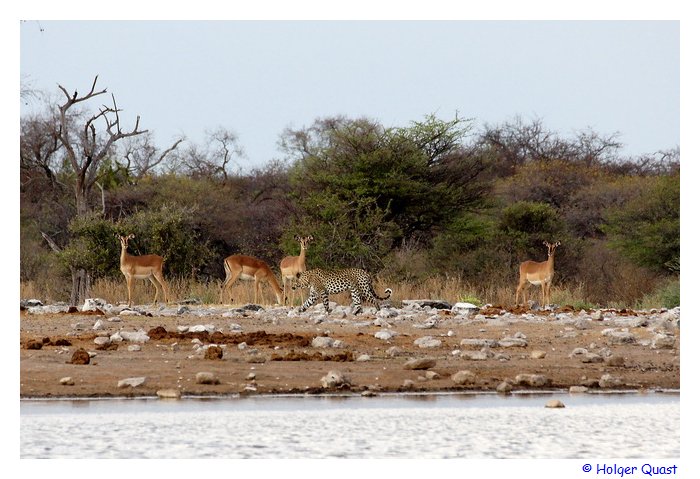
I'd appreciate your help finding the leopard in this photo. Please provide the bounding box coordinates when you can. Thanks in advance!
[293,268,392,315]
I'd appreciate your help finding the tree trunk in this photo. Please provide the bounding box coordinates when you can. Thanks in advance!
[70,268,91,307]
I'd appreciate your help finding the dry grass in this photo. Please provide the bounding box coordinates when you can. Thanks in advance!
[20,274,608,309]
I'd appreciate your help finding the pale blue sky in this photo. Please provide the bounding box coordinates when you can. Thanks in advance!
[20,20,679,170]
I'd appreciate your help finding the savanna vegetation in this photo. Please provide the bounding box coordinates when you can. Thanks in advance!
[20,77,680,309]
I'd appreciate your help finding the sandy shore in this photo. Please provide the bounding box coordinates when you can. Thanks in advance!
[20,301,680,399]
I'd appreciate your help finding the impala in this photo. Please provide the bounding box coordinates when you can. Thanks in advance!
[220,254,285,305]
[280,235,314,306]
[515,241,561,307]
[118,234,169,307]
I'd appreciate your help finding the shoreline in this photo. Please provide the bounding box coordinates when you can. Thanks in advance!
[20,301,680,399]
[20,388,681,402]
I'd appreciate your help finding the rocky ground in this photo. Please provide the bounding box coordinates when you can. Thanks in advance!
[19,298,680,399]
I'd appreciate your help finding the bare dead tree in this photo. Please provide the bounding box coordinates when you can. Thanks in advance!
[173,127,243,181]
[121,132,185,179]
[51,75,147,305]
[20,114,63,189]
[56,75,147,216]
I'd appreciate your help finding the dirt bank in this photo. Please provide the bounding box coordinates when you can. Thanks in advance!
[19,303,680,398]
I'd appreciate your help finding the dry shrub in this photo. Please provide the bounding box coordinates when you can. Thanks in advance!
[576,240,660,305]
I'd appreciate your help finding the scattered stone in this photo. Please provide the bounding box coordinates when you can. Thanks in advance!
[402,379,415,389]
[569,347,588,357]
[247,372,256,380]
[117,377,146,388]
[460,338,498,349]
[651,334,676,349]
[413,317,438,329]
[118,329,150,343]
[530,350,547,359]
[59,377,74,386]
[195,372,220,385]
[403,358,436,370]
[581,378,600,388]
[599,373,623,388]
[157,389,181,399]
[581,353,603,363]
[451,370,476,385]
[514,374,550,387]
[26,339,43,350]
[204,345,224,360]
[92,319,105,330]
[68,348,90,365]
[425,371,440,380]
[602,329,637,344]
[386,346,403,357]
[460,350,489,361]
[82,298,107,312]
[545,399,565,408]
[414,336,442,348]
[356,354,371,362]
[127,344,142,352]
[374,330,397,341]
[605,355,626,367]
[94,336,111,347]
[569,385,589,393]
[401,299,452,310]
[361,390,377,397]
[321,370,349,388]
[451,302,479,314]
[498,337,528,348]
[496,381,512,394]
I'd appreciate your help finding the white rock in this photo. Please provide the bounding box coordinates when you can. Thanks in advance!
[128,344,142,352]
[414,336,442,348]
[117,377,146,388]
[321,370,349,388]
[356,354,371,362]
[82,298,107,311]
[312,336,335,348]
[374,330,397,340]
[451,370,476,385]
[119,330,150,343]
[94,336,111,346]
[451,302,479,314]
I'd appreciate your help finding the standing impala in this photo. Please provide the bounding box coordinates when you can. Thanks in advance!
[515,241,561,308]
[220,255,285,305]
[280,235,313,306]
[118,234,169,308]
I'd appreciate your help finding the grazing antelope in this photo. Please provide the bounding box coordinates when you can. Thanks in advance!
[118,234,169,308]
[515,241,561,307]
[280,235,314,305]
[220,254,285,305]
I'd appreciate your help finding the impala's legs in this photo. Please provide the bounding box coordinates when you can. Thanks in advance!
[148,276,160,304]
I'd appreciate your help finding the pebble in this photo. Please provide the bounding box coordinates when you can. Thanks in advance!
[545,399,565,408]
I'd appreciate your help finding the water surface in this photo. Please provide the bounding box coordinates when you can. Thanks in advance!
[20,391,679,459]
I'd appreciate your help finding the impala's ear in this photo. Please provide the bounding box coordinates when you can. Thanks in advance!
[309,236,314,241]
[294,235,300,241]
[128,234,135,239]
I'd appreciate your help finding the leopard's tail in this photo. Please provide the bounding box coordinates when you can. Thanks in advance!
[373,287,392,301]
